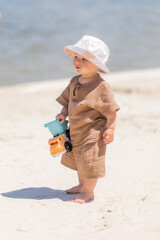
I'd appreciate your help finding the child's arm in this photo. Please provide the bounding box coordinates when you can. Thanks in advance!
[56,106,68,123]
[103,111,117,144]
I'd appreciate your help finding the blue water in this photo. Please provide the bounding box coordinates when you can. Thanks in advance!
[0,0,160,86]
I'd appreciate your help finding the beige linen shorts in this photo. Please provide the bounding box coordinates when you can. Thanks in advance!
[61,137,107,178]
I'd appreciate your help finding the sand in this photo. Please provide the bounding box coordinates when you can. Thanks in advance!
[0,68,160,240]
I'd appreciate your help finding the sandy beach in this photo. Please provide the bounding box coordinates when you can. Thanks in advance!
[0,68,160,240]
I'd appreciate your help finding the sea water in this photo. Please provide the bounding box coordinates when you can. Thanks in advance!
[0,0,160,85]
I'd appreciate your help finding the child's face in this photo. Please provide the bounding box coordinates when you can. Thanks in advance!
[73,53,98,77]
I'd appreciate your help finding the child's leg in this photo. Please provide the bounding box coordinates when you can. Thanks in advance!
[71,177,98,204]
[65,172,85,194]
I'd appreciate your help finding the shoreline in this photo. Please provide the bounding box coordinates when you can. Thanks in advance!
[1,67,160,91]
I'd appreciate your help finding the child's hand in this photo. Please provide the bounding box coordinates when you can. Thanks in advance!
[56,113,66,124]
[103,128,114,144]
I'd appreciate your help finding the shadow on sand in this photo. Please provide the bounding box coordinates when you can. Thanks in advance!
[1,187,76,202]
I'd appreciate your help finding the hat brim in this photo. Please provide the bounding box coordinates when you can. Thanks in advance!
[64,45,109,74]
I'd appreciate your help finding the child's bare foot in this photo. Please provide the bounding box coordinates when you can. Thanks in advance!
[71,192,94,204]
[65,184,84,194]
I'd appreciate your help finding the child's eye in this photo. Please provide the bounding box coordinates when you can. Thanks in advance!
[74,56,87,62]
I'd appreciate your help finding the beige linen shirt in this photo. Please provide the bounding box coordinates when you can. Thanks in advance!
[56,75,120,148]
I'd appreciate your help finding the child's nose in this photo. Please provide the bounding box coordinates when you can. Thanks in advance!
[75,57,81,63]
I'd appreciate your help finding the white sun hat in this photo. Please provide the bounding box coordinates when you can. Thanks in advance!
[64,35,110,73]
